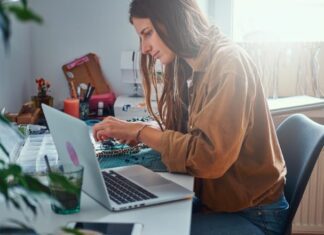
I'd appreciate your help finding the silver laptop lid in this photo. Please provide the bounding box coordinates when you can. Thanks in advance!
[42,104,111,209]
[43,104,194,212]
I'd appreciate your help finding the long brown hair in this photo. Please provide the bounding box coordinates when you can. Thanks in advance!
[129,0,210,132]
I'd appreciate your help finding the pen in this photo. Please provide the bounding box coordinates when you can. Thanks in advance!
[79,83,88,101]
[84,83,91,101]
[85,86,95,102]
[44,154,52,173]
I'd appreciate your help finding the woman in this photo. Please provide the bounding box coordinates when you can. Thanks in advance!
[93,0,289,234]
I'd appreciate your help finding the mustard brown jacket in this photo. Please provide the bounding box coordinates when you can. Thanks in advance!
[160,26,286,212]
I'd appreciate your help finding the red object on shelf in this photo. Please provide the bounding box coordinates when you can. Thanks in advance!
[89,92,116,111]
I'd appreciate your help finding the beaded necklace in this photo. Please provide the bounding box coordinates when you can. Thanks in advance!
[96,143,148,158]
[95,137,148,158]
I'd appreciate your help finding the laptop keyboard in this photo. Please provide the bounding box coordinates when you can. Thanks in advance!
[102,171,158,205]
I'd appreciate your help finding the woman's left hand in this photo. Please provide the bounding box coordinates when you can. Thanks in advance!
[92,116,145,144]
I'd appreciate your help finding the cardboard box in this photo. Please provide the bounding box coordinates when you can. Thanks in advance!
[17,102,41,124]
[4,112,18,123]
[62,53,112,98]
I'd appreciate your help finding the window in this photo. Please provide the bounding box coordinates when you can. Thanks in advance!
[233,0,324,42]
[201,0,324,98]
[197,0,209,14]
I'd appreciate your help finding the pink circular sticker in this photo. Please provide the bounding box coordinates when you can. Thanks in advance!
[66,141,79,166]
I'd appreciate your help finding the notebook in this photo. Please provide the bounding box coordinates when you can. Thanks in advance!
[0,115,58,173]
[42,104,194,211]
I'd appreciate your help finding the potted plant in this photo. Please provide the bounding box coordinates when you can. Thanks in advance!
[32,78,54,117]
[0,0,42,47]
[0,1,77,234]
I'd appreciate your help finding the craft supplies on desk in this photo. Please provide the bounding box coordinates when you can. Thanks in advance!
[79,101,90,120]
[89,92,116,116]
[85,119,101,126]
[114,96,157,120]
[9,124,59,175]
[97,101,104,117]
[82,83,95,102]
[94,138,167,172]
[97,146,167,172]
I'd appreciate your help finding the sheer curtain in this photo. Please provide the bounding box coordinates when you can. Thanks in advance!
[230,0,324,98]
[239,42,323,98]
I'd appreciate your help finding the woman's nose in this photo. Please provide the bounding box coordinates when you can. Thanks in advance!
[141,41,151,55]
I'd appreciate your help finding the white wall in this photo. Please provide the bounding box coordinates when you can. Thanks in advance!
[1,0,233,112]
[29,0,233,109]
[30,0,139,109]
[0,18,33,113]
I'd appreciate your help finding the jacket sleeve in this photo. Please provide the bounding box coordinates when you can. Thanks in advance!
[160,71,255,178]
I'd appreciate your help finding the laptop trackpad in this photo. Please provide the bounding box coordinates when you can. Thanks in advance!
[132,174,170,187]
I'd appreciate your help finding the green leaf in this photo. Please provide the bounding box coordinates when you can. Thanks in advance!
[0,142,9,157]
[0,114,26,158]
[8,164,22,176]
[20,0,28,8]
[7,5,42,23]
[0,159,6,165]
[20,194,37,217]
[0,177,9,200]
[0,168,10,180]
[61,227,85,235]
[0,4,10,48]
[23,175,51,195]
[49,172,79,194]
[9,197,21,210]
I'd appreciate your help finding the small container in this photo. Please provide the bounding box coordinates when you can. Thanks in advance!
[97,101,104,117]
[79,102,89,120]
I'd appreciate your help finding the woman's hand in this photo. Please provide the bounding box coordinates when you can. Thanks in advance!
[92,116,146,144]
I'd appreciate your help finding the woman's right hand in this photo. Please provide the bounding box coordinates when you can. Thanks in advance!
[92,116,146,144]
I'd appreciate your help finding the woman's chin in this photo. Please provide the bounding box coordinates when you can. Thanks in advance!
[159,57,173,65]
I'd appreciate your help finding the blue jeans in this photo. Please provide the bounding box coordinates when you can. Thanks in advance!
[191,194,289,235]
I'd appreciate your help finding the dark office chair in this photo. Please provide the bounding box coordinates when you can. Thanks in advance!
[276,114,324,235]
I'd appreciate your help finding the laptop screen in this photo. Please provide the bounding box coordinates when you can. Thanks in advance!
[0,114,25,162]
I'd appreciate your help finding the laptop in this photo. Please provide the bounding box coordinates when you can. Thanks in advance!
[0,114,58,173]
[42,104,194,211]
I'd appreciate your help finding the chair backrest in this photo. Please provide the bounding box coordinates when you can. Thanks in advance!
[276,114,324,235]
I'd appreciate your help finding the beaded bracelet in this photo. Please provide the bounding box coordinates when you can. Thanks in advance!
[135,124,149,143]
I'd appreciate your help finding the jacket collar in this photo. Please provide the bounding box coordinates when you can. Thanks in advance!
[191,26,232,72]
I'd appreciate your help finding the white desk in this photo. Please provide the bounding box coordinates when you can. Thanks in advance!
[9,96,323,234]
[0,173,194,235]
